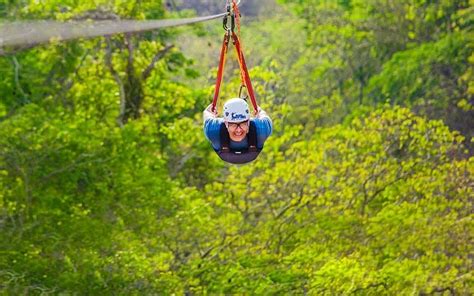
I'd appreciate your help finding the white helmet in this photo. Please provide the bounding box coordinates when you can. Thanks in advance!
[223,98,250,122]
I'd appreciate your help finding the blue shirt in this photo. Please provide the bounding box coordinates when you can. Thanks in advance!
[203,111,272,151]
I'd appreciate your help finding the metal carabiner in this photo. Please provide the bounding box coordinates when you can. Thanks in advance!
[223,3,231,31]
[222,2,235,32]
[239,84,248,100]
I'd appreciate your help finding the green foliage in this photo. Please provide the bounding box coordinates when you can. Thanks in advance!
[193,107,472,294]
[0,102,182,293]
[1,0,473,294]
[276,0,472,141]
[369,32,470,104]
[367,32,474,145]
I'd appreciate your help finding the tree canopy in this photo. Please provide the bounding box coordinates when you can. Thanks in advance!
[1,0,472,294]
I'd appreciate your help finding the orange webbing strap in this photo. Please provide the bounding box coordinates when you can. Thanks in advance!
[231,32,258,113]
[232,0,241,34]
[211,32,230,113]
[232,0,246,88]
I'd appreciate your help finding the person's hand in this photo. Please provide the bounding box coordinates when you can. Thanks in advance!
[206,104,218,117]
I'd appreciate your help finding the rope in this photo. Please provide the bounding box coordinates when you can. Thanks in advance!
[0,6,241,48]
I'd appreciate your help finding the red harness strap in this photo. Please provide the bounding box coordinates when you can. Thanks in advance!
[231,32,258,113]
[211,32,230,113]
[232,0,246,87]
[211,0,258,113]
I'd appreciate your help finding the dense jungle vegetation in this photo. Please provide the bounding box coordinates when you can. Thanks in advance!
[0,0,473,294]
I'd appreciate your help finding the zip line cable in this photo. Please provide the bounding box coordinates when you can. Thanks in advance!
[0,1,241,49]
[0,16,225,48]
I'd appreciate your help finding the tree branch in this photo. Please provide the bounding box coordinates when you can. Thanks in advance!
[351,282,388,294]
[276,184,305,219]
[58,49,91,108]
[419,287,455,295]
[125,33,135,80]
[105,37,126,127]
[11,56,29,104]
[141,44,174,81]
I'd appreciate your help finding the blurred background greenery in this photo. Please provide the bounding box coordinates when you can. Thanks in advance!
[0,0,472,294]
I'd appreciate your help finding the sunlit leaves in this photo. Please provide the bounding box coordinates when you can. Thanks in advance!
[197,107,472,293]
[1,0,473,294]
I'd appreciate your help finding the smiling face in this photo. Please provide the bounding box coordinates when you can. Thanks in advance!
[225,120,250,142]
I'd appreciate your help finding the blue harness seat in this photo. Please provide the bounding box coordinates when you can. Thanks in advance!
[217,121,261,164]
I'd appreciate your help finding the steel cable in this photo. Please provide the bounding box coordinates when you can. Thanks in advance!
[0,1,241,48]
[0,14,227,48]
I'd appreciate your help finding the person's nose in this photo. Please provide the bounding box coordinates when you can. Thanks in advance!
[236,123,246,130]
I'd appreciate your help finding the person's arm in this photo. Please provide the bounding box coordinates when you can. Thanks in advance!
[203,104,223,150]
[203,104,218,122]
[253,107,273,148]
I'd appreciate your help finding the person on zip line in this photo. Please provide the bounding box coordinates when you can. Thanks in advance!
[203,0,272,164]
[203,98,272,164]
